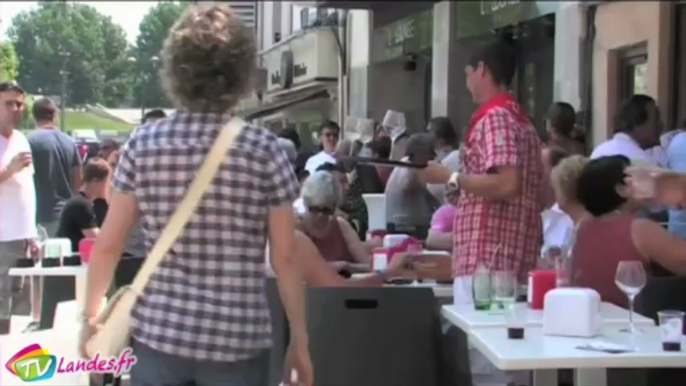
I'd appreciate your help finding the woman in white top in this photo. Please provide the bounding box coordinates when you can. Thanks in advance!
[543,155,590,258]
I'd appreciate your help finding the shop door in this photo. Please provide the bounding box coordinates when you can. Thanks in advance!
[618,45,648,104]
[513,15,555,138]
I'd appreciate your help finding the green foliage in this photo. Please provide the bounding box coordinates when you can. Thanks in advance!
[64,111,134,132]
[133,1,189,108]
[0,42,19,82]
[20,94,34,130]
[8,2,134,107]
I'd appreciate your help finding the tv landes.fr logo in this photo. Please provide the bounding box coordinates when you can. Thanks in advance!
[5,344,137,382]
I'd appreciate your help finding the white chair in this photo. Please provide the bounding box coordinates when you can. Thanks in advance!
[362,194,386,232]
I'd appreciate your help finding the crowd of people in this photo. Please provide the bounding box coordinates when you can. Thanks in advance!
[2,3,686,386]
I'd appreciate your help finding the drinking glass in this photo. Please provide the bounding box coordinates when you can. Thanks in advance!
[615,261,647,334]
[493,270,517,310]
[658,310,684,352]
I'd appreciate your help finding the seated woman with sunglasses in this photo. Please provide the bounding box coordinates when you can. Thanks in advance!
[297,171,373,274]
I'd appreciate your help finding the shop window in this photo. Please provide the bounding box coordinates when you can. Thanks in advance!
[618,45,648,103]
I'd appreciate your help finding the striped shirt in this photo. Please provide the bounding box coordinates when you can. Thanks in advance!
[112,111,299,362]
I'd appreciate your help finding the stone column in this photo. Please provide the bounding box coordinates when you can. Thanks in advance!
[431,1,457,121]
[553,1,584,110]
[347,10,371,119]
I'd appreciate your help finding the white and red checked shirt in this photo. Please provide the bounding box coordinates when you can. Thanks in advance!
[453,94,543,282]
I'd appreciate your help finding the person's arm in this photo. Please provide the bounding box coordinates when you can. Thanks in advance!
[295,231,402,287]
[389,137,408,161]
[83,136,138,320]
[425,230,453,251]
[265,141,309,350]
[457,111,521,199]
[0,152,31,184]
[632,218,686,275]
[72,200,100,239]
[70,141,83,190]
[336,217,371,271]
[0,168,13,184]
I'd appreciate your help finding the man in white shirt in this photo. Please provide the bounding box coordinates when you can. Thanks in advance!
[304,120,340,174]
[591,94,666,220]
[0,82,37,334]
[591,94,662,165]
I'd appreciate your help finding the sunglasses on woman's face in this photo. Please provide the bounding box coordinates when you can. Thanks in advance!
[307,206,335,216]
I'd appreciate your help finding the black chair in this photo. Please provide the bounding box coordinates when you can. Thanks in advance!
[38,276,75,330]
[265,278,289,386]
[306,287,441,386]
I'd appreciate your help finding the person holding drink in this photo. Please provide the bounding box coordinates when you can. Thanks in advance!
[0,82,37,335]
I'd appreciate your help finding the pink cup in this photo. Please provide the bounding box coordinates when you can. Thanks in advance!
[79,238,95,264]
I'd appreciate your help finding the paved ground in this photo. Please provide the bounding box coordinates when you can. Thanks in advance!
[10,315,31,333]
[9,316,132,386]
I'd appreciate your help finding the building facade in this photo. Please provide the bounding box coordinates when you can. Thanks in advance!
[243,1,683,149]
[226,1,257,30]
[235,1,341,149]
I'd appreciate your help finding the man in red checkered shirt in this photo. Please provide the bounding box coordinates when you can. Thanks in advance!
[421,39,543,301]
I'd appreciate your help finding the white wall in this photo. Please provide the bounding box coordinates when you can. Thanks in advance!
[553,2,583,110]
[591,1,673,146]
[348,10,371,118]
[260,2,275,51]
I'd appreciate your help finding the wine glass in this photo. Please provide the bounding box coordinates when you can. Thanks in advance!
[493,270,517,311]
[615,261,647,334]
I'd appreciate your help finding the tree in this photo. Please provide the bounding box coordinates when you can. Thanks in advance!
[134,1,189,108]
[20,94,34,130]
[8,2,134,107]
[0,42,19,82]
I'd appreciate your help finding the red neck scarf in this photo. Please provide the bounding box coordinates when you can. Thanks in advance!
[466,92,529,142]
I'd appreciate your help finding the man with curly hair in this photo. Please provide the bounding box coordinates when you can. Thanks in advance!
[80,4,312,385]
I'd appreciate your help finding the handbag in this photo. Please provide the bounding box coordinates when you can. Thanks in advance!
[85,118,244,358]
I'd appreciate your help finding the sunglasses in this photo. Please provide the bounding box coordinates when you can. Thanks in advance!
[307,206,335,216]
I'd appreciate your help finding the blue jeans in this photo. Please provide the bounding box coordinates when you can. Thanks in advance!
[130,340,269,386]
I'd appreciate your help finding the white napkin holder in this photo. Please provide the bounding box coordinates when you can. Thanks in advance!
[543,288,602,337]
[383,234,409,248]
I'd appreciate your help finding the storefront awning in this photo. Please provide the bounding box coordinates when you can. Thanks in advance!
[239,88,330,121]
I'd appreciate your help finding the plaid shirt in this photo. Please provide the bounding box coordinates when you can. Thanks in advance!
[453,106,543,282]
[113,111,299,362]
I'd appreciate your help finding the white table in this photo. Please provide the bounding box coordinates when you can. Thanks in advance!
[469,326,686,386]
[441,302,655,331]
[9,265,88,320]
[0,328,87,385]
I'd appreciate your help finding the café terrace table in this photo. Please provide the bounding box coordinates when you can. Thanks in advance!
[442,303,661,386]
[441,302,656,331]
[9,264,88,321]
[469,326,686,386]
